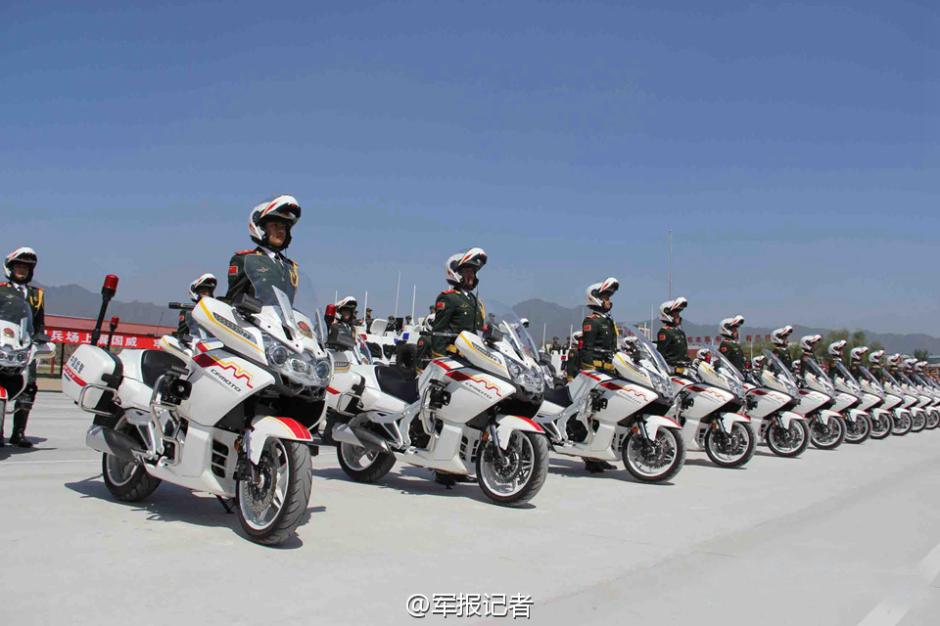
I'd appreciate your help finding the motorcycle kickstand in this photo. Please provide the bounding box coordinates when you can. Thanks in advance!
[216,496,234,514]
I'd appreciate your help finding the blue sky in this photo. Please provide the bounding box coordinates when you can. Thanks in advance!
[1,1,937,333]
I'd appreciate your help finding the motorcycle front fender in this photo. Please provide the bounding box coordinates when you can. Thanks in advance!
[641,414,682,440]
[247,416,313,464]
[719,411,750,433]
[494,415,544,450]
[818,409,842,425]
[776,411,805,430]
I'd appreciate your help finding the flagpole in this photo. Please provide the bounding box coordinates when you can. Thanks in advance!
[394,271,401,317]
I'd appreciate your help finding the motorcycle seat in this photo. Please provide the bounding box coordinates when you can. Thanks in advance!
[375,364,419,403]
[543,385,573,408]
[140,350,187,388]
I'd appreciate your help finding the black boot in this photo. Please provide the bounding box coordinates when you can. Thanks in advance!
[9,410,33,448]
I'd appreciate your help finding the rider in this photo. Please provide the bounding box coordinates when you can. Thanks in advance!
[0,247,45,447]
[429,248,487,359]
[848,346,870,380]
[656,297,689,372]
[825,339,848,374]
[579,278,620,371]
[718,315,746,372]
[176,273,217,339]
[578,278,620,473]
[564,331,583,380]
[428,248,487,487]
[327,296,358,351]
[868,350,886,382]
[770,325,794,365]
[887,353,903,379]
[225,195,302,304]
[796,335,823,384]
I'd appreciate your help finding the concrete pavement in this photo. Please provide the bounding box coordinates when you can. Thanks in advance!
[2,392,939,625]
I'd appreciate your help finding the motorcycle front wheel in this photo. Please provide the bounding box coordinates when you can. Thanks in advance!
[622,428,685,482]
[926,411,940,430]
[869,414,891,440]
[765,419,809,458]
[236,439,312,546]
[477,431,549,506]
[810,415,846,450]
[844,414,871,444]
[892,413,912,436]
[704,422,755,468]
[910,411,926,433]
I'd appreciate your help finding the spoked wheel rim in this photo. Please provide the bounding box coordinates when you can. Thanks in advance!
[768,421,805,454]
[479,432,535,497]
[625,429,679,477]
[104,454,138,486]
[893,414,911,434]
[340,442,382,471]
[812,418,843,445]
[238,439,290,532]
[707,423,751,463]
[846,416,870,442]
[871,416,891,436]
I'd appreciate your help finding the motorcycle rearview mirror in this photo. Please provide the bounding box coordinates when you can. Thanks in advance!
[233,293,263,316]
[168,302,195,311]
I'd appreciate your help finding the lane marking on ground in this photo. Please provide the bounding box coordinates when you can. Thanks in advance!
[857,537,940,626]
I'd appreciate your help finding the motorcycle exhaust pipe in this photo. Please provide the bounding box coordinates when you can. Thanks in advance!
[86,425,145,462]
[332,423,390,454]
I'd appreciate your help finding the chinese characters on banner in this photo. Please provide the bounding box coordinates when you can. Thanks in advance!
[46,328,161,350]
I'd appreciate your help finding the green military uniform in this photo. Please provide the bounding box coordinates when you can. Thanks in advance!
[225,247,299,304]
[869,365,884,382]
[719,339,746,372]
[327,318,356,351]
[176,310,196,339]
[430,288,485,357]
[773,347,792,366]
[580,312,618,370]
[0,281,44,446]
[657,325,689,370]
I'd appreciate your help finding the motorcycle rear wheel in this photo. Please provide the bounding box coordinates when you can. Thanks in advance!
[337,442,396,483]
[101,418,161,502]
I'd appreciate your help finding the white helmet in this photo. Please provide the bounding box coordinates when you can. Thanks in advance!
[827,339,847,360]
[520,317,530,328]
[868,350,885,366]
[888,353,902,367]
[189,273,218,302]
[915,361,928,373]
[4,246,38,284]
[248,195,301,251]
[903,357,918,371]
[719,315,745,340]
[659,296,688,324]
[850,346,869,364]
[336,296,358,313]
[771,325,793,348]
[446,247,487,289]
[800,334,822,353]
[586,277,620,310]
[752,355,767,370]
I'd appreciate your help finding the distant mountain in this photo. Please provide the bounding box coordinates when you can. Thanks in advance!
[40,283,173,326]
[39,284,940,355]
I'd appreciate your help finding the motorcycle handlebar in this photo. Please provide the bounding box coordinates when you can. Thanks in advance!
[168,302,195,311]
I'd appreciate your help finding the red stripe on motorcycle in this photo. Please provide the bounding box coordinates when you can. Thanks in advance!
[275,417,312,440]
[63,365,87,387]
[326,386,339,395]
[512,416,544,432]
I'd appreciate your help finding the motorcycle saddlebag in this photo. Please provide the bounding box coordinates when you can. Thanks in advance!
[62,345,123,412]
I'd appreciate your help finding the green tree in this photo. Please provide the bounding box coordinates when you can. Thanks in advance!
[914,349,929,361]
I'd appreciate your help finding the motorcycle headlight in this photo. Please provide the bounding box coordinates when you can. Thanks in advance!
[506,358,524,383]
[314,356,333,382]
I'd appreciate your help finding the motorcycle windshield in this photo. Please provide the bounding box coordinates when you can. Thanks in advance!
[881,369,900,387]
[832,361,862,394]
[712,351,746,397]
[0,286,33,339]
[500,313,540,363]
[857,366,885,393]
[804,358,835,394]
[624,326,673,398]
[762,349,799,396]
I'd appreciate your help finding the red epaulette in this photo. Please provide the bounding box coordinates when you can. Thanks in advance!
[234,249,256,256]
[442,289,457,295]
